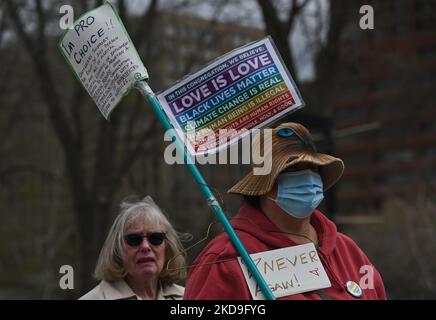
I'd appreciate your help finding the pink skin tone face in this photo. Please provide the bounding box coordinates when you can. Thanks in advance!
[122,223,167,281]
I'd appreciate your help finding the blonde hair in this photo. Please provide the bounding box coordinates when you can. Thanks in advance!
[94,196,188,285]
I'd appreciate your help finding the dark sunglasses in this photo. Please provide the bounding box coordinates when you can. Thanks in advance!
[124,232,166,247]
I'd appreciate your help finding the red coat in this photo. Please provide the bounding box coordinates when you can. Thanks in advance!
[184,203,386,300]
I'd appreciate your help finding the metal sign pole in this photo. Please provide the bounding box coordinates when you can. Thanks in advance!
[136,81,275,300]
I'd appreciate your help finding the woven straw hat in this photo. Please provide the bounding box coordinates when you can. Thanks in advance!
[228,122,344,196]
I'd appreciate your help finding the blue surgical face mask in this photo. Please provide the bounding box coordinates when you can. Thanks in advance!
[270,170,324,219]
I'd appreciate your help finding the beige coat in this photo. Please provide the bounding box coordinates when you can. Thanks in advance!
[79,279,184,300]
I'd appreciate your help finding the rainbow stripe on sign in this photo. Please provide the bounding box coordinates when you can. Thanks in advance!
[157,37,304,154]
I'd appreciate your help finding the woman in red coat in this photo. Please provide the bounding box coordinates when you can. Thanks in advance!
[184,122,386,300]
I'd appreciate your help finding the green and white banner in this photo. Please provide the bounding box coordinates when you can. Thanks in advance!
[58,2,148,119]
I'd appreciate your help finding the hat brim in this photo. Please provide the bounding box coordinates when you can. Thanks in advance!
[228,151,344,196]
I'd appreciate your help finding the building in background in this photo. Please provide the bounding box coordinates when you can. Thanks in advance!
[327,0,436,219]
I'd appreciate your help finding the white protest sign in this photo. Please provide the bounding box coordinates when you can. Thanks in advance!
[157,37,304,155]
[237,243,331,300]
[58,2,148,119]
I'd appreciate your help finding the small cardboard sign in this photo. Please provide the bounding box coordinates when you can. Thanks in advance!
[58,2,148,119]
[237,243,331,300]
[157,37,304,155]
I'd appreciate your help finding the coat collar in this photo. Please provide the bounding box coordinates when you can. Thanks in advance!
[100,279,137,300]
[157,282,185,300]
[100,279,184,300]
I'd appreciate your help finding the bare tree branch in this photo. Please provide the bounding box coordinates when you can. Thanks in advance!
[6,0,88,222]
[0,2,7,46]
[256,0,300,77]
[181,0,230,75]
[90,115,120,200]
[298,0,324,55]
[0,98,20,146]
[285,0,310,34]
[6,0,75,149]
[113,0,160,159]
[118,0,129,31]
[133,0,159,55]
[122,95,149,157]
[313,0,351,113]
[5,1,37,56]
[35,0,46,52]
[94,0,104,8]
[0,164,59,182]
[117,0,160,174]
[71,85,86,148]
[115,120,157,188]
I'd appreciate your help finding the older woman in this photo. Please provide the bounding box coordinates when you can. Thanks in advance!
[80,196,187,300]
[184,122,387,300]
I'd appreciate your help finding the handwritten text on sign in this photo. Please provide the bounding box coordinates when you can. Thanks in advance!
[58,2,148,119]
[238,243,331,300]
[157,37,304,155]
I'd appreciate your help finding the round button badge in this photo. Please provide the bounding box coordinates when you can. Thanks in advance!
[346,281,362,298]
